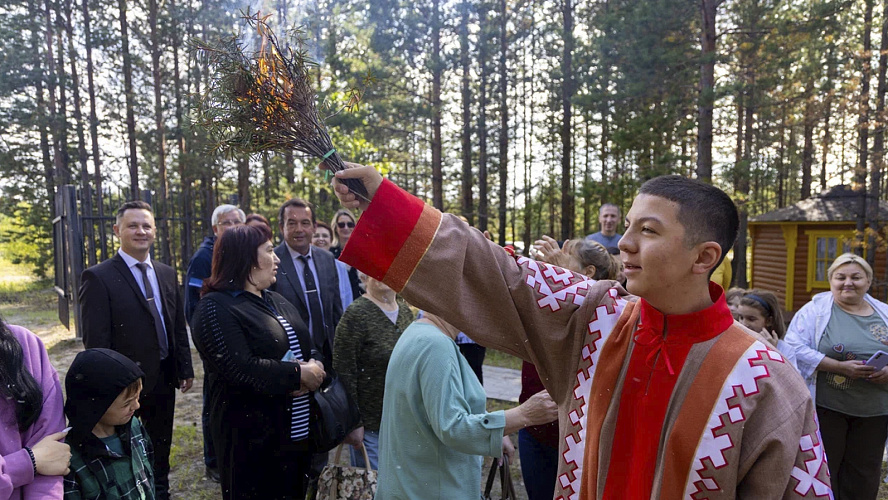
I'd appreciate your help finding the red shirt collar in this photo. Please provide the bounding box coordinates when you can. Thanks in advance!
[637,281,734,344]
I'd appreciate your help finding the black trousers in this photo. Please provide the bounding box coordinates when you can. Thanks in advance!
[817,406,888,500]
[219,432,313,499]
[137,358,177,500]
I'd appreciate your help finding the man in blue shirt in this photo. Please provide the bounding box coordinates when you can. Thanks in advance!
[586,203,622,249]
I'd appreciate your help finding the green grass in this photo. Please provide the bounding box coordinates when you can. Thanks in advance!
[485,348,523,371]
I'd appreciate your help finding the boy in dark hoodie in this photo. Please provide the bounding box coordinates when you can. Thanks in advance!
[63,348,155,499]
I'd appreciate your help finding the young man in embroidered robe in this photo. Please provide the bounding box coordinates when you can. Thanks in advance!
[328,164,832,499]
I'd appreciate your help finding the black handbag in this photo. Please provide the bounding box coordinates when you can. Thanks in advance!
[309,368,362,453]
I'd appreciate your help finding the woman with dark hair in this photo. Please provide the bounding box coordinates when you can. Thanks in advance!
[0,315,70,499]
[190,224,327,499]
[245,213,271,231]
[329,209,363,298]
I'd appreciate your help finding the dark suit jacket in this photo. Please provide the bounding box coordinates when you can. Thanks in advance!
[271,243,343,359]
[79,253,194,392]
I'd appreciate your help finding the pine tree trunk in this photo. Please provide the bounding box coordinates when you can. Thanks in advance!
[431,0,443,210]
[560,0,574,240]
[29,0,55,219]
[856,0,874,253]
[497,0,508,245]
[459,0,473,224]
[149,0,171,263]
[801,79,815,200]
[478,5,489,232]
[171,0,191,263]
[64,0,95,264]
[43,0,64,189]
[81,0,105,259]
[238,157,251,212]
[696,0,720,182]
[118,0,139,197]
[867,0,887,266]
[53,0,70,186]
[821,47,835,193]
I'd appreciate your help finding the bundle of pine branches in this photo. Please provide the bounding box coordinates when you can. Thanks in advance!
[191,10,368,200]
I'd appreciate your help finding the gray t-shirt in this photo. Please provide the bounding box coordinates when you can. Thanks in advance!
[586,232,622,249]
[816,303,888,417]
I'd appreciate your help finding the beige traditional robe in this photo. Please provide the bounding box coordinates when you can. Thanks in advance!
[341,179,832,499]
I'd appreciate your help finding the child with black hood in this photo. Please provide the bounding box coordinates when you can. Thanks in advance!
[63,348,155,499]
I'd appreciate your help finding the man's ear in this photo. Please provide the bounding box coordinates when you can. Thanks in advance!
[583,264,597,279]
[692,242,722,276]
[112,223,120,238]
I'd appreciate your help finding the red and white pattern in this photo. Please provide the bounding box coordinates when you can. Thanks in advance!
[790,425,832,498]
[555,288,625,500]
[517,257,598,312]
[684,342,781,498]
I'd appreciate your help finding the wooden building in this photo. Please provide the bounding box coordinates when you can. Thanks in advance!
[748,185,888,313]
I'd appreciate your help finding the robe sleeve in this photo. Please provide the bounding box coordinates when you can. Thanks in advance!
[340,179,623,401]
[737,397,832,499]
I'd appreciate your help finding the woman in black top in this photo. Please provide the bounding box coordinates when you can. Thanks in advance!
[190,224,326,499]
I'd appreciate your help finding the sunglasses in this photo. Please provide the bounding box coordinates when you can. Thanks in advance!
[337,221,356,229]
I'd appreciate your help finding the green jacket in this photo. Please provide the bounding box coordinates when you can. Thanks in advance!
[63,418,154,500]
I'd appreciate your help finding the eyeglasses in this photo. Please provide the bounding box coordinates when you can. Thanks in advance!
[337,221,356,229]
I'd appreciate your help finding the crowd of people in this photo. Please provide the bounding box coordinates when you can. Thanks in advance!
[8,163,888,499]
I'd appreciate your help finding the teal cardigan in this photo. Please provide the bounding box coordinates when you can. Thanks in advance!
[377,322,506,499]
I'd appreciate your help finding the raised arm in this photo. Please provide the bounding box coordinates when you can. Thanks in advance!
[333,164,623,400]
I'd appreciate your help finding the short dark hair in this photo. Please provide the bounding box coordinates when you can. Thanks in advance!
[245,213,271,230]
[278,198,316,228]
[202,224,274,295]
[115,200,153,223]
[638,175,739,272]
[316,221,333,234]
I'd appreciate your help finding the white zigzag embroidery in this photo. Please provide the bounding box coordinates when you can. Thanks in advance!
[684,342,775,498]
[517,256,595,312]
[791,432,832,498]
[556,288,624,500]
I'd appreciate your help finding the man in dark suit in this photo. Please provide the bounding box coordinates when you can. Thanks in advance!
[271,198,343,360]
[79,201,194,500]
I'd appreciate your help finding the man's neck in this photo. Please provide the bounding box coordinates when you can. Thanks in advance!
[287,243,310,257]
[643,281,714,316]
[119,248,149,263]
[600,230,616,238]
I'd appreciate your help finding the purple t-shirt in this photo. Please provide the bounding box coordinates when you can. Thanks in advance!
[0,325,66,499]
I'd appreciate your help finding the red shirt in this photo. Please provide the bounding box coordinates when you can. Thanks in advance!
[603,283,734,499]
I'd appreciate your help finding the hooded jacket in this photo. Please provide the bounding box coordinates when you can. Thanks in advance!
[63,349,154,500]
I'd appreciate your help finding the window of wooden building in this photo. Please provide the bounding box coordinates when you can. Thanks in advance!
[806,229,865,291]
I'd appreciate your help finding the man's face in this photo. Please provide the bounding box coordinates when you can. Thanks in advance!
[599,206,620,236]
[618,194,698,305]
[213,210,244,237]
[114,209,156,257]
[281,205,315,255]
